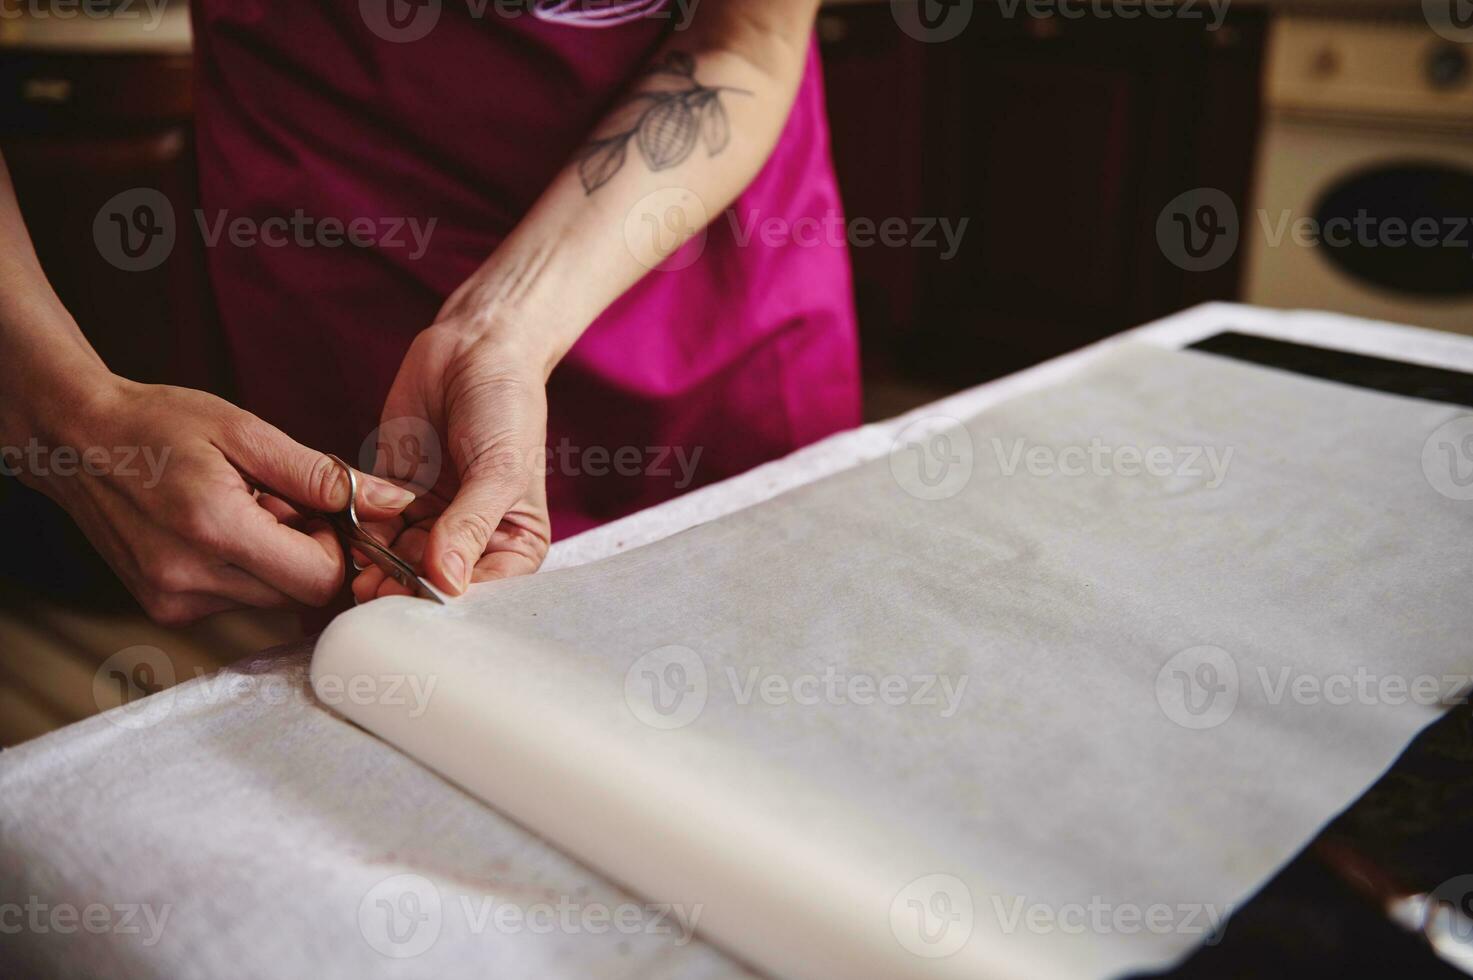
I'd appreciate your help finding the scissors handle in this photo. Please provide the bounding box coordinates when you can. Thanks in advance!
[323,455,447,605]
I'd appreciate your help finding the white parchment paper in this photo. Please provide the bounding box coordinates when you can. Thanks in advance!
[6,306,1472,980]
[312,343,1473,980]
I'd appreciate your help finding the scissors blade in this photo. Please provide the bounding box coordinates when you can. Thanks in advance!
[331,513,449,605]
[322,455,448,605]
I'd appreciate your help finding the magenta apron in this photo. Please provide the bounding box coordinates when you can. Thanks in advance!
[191,1,860,538]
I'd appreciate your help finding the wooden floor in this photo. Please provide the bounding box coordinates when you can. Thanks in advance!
[0,590,302,748]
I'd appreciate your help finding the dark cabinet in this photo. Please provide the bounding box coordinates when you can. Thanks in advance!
[0,51,221,597]
[819,4,1267,389]
[0,51,225,394]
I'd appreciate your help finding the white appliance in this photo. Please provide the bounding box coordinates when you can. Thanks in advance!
[1245,14,1473,336]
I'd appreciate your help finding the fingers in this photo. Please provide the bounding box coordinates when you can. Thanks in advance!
[201,493,349,606]
[352,507,549,604]
[138,591,245,628]
[424,465,528,596]
[472,547,544,583]
[255,492,303,526]
[197,563,298,609]
[220,413,416,521]
[136,568,295,626]
[353,525,428,603]
[351,564,388,604]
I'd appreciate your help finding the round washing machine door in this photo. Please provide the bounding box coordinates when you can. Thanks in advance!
[1310,162,1473,299]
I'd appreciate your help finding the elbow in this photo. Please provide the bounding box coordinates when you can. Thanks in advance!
[699,4,818,84]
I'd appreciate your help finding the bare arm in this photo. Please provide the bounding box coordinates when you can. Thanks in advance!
[360,0,829,598]
[456,0,825,372]
[0,159,108,442]
[0,156,414,624]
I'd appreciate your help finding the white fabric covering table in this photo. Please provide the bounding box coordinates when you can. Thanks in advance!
[3,304,1471,980]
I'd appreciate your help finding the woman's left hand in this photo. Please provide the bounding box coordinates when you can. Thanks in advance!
[351,294,554,602]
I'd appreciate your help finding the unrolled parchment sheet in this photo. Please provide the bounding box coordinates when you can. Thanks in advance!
[312,343,1473,980]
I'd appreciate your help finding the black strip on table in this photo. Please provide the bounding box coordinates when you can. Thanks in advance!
[1188,331,1473,409]
[1133,328,1473,979]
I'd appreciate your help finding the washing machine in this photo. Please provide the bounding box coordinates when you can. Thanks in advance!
[1244,13,1473,335]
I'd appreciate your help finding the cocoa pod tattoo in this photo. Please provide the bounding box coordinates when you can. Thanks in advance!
[577,51,753,195]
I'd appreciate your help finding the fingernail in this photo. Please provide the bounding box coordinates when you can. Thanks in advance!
[367,480,416,509]
[444,553,468,594]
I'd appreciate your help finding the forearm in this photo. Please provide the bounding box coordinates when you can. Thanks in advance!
[441,1,821,376]
[0,153,109,443]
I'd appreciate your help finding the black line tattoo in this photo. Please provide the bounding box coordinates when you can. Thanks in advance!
[577,51,753,195]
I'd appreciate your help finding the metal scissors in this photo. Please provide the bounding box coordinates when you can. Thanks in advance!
[320,454,447,604]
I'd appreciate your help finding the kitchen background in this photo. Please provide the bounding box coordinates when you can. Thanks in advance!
[2,0,1470,744]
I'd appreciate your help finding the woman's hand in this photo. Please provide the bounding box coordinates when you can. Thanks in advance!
[352,294,554,602]
[352,7,825,607]
[14,373,416,625]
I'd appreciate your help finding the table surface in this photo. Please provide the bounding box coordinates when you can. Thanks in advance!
[2,303,1471,980]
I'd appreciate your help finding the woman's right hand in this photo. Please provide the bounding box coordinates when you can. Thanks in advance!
[9,372,415,625]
